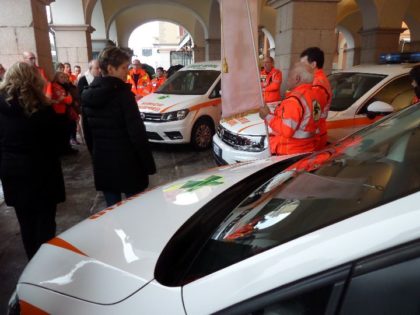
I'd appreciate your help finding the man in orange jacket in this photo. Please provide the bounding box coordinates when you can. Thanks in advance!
[149,66,166,93]
[127,59,150,100]
[23,51,51,94]
[300,47,332,150]
[259,62,320,155]
[261,56,282,103]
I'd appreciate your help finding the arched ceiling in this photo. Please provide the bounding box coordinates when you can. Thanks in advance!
[113,3,204,47]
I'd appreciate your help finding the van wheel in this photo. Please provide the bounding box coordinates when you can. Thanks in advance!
[191,117,214,150]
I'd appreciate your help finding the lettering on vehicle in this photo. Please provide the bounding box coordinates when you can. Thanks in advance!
[186,64,219,70]
[157,95,170,100]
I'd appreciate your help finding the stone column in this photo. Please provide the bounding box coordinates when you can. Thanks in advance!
[50,24,94,73]
[0,0,54,78]
[267,0,339,92]
[193,46,206,62]
[206,38,221,61]
[359,28,404,64]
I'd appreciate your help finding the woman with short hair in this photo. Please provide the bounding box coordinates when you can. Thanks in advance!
[0,62,65,259]
[81,46,156,206]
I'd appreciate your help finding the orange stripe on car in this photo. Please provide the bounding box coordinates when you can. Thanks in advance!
[327,116,384,129]
[238,122,264,134]
[20,300,50,315]
[160,99,220,113]
[48,237,87,257]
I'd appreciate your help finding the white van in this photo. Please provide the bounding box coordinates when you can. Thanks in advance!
[138,61,221,150]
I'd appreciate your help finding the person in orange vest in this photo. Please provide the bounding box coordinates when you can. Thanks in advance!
[127,59,150,100]
[300,47,332,150]
[409,64,420,104]
[260,56,282,103]
[259,62,320,155]
[149,66,167,93]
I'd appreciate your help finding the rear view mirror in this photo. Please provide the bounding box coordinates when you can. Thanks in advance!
[366,101,394,119]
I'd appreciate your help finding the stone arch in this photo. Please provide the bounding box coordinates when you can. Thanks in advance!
[354,0,378,30]
[106,0,208,40]
[208,0,221,60]
[261,28,275,58]
[85,0,98,25]
[336,25,355,68]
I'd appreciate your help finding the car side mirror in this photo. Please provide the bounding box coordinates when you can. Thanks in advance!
[366,101,394,119]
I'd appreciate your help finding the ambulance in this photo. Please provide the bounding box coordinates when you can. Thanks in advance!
[138,61,221,150]
[213,60,417,165]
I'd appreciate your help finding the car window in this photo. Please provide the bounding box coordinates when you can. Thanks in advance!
[359,75,414,114]
[156,70,220,95]
[340,248,420,314]
[209,80,221,99]
[329,72,386,112]
[180,104,420,283]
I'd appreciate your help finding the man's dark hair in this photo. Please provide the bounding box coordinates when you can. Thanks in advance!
[410,65,420,86]
[98,46,130,75]
[300,47,325,69]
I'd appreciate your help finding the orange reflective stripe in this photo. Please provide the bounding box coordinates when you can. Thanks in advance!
[160,99,220,113]
[327,116,383,129]
[48,237,87,257]
[20,300,50,315]
[237,122,263,133]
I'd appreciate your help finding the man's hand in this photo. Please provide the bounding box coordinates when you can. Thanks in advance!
[259,105,270,119]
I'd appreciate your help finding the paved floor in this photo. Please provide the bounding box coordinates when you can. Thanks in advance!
[0,142,217,313]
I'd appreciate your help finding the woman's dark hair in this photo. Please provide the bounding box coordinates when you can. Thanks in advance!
[98,47,130,75]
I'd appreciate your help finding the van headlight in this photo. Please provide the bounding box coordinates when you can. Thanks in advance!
[161,109,189,121]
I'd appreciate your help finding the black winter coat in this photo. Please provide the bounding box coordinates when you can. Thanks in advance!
[0,95,65,207]
[81,76,156,193]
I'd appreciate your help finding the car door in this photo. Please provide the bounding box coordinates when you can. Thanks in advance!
[339,240,420,315]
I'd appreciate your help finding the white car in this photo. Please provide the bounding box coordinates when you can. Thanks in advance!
[9,102,420,315]
[138,61,221,150]
[213,62,416,164]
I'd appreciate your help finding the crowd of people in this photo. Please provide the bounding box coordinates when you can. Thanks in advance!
[0,47,164,260]
[1,45,420,262]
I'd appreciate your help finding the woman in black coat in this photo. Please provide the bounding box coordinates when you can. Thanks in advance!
[81,47,156,206]
[0,62,65,260]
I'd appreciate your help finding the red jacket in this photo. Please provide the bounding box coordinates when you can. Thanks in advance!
[267,84,319,155]
[261,68,282,103]
[312,69,332,150]
[50,82,72,115]
[127,69,150,97]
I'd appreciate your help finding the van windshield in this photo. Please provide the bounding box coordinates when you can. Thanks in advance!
[156,70,220,95]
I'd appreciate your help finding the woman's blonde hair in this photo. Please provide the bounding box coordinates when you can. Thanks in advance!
[0,62,49,116]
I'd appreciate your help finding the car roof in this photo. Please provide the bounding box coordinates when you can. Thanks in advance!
[333,63,419,76]
[181,61,221,71]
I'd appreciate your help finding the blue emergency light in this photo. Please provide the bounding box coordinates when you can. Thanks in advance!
[379,52,420,64]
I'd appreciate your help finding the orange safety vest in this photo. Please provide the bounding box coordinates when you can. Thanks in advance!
[261,68,282,103]
[268,84,319,155]
[127,69,150,97]
[412,95,420,104]
[50,82,72,115]
[149,76,166,93]
[312,69,332,150]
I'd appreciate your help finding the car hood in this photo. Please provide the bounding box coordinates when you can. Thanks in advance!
[18,157,291,304]
[220,111,267,135]
[137,93,204,113]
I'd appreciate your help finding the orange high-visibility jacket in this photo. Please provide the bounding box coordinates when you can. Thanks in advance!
[127,69,150,97]
[260,68,282,103]
[50,82,72,115]
[150,76,166,93]
[312,69,332,150]
[268,83,319,155]
[412,95,420,104]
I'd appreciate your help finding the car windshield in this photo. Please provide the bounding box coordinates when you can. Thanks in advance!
[155,70,220,95]
[181,104,420,282]
[329,72,386,111]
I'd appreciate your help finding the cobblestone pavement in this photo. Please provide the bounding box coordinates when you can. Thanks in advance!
[0,142,217,312]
